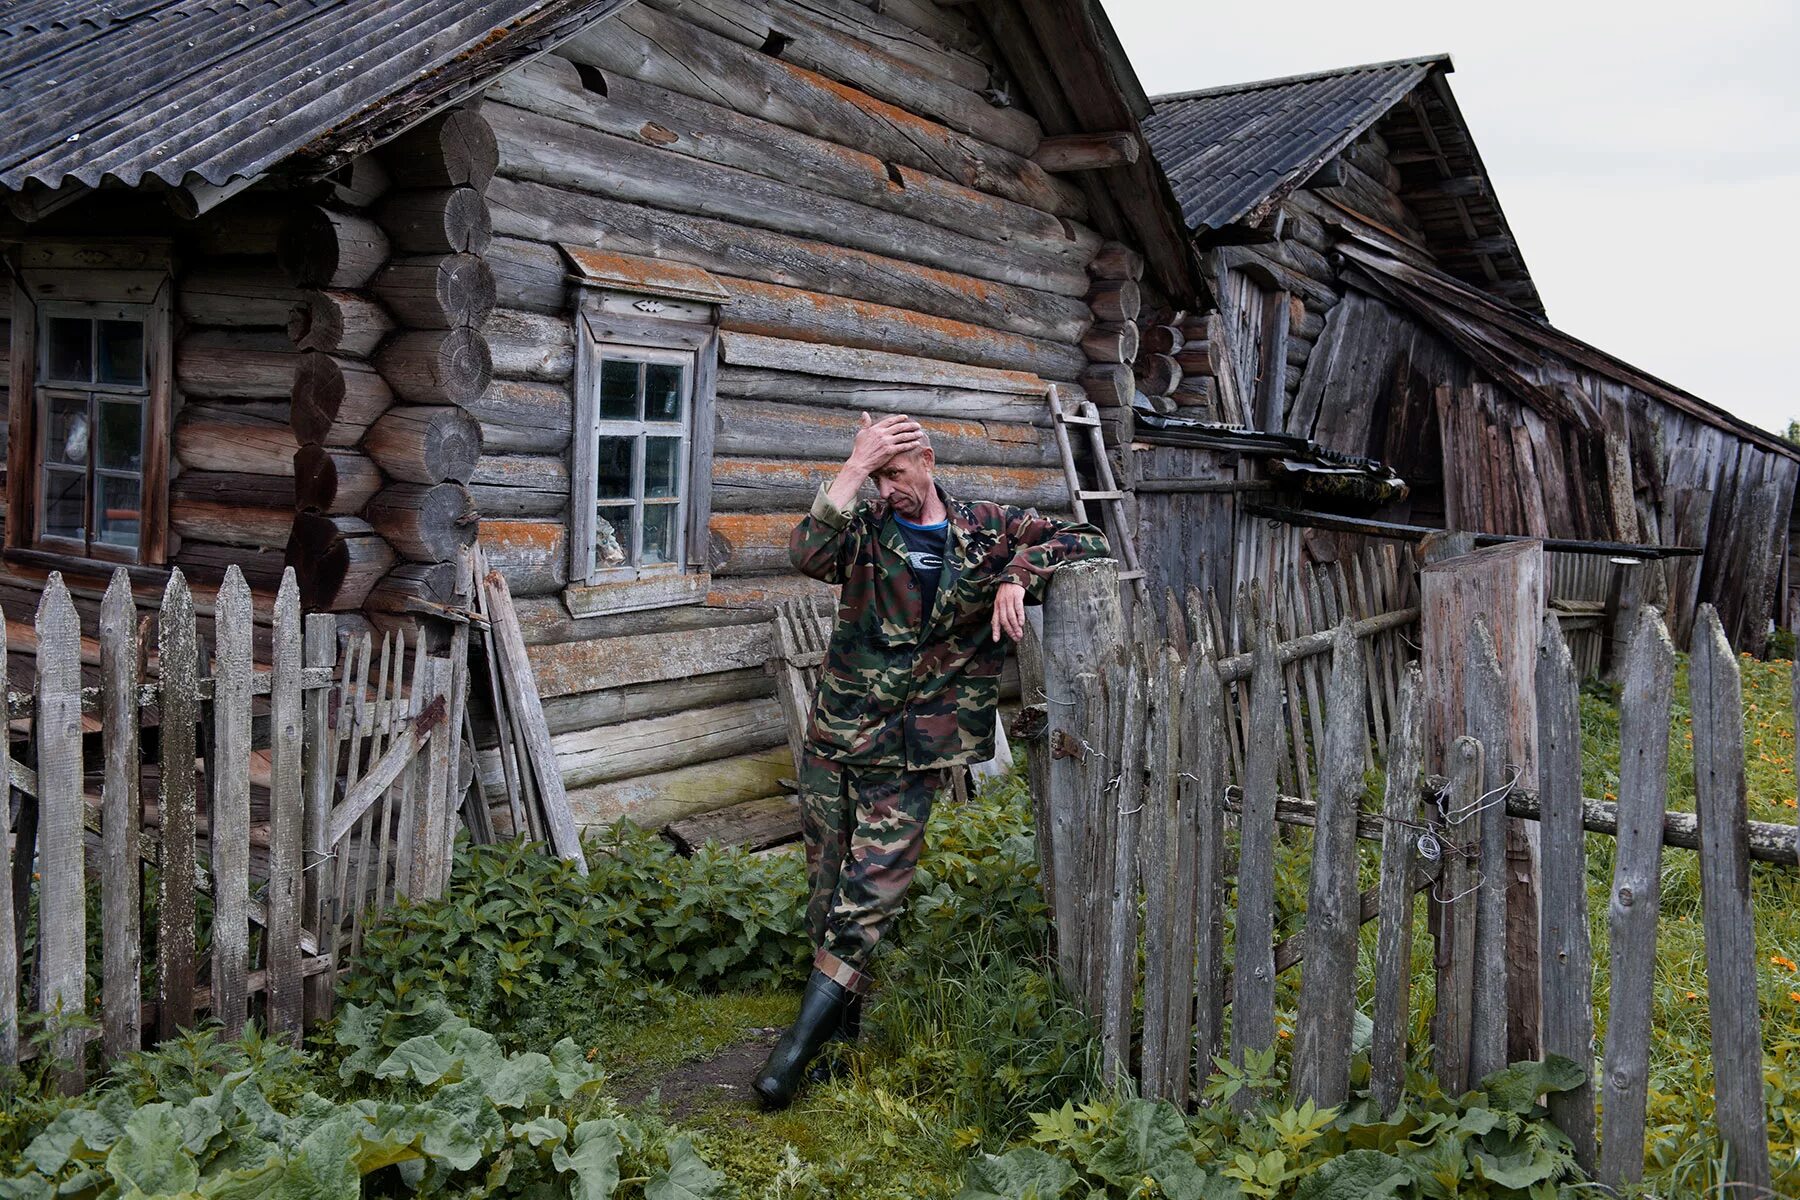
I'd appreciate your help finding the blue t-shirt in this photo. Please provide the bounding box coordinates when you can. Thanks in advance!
[895,514,948,619]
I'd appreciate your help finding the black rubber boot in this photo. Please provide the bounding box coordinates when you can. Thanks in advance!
[752,969,853,1109]
[805,993,865,1085]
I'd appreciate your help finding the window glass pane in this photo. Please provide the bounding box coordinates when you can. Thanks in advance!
[594,507,629,568]
[644,362,684,423]
[644,437,682,499]
[641,503,676,565]
[96,319,144,386]
[45,317,92,382]
[95,475,140,549]
[44,394,88,466]
[96,399,143,471]
[595,435,634,500]
[599,358,640,420]
[42,467,85,542]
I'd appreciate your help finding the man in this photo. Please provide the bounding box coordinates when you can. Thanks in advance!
[752,412,1108,1108]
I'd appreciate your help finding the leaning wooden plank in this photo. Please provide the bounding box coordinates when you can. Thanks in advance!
[392,648,427,901]
[157,570,200,1043]
[1370,663,1425,1115]
[1231,594,1283,1096]
[1292,621,1368,1109]
[1464,614,1510,1084]
[1098,645,1145,1084]
[337,635,374,960]
[1137,643,1180,1100]
[412,656,455,899]
[664,794,801,855]
[1185,635,1228,1086]
[301,614,338,1024]
[0,617,14,1066]
[265,571,305,1041]
[1536,613,1596,1169]
[35,576,86,1091]
[484,565,587,871]
[355,633,396,955]
[209,568,254,1039]
[1598,609,1673,1188]
[1689,605,1773,1191]
[1433,735,1484,1094]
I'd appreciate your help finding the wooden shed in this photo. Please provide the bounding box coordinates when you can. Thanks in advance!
[1126,54,1800,657]
[0,0,1198,832]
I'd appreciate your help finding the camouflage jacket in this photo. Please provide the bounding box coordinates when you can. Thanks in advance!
[789,481,1109,769]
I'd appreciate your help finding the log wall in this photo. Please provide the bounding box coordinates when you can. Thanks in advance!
[467,0,1110,829]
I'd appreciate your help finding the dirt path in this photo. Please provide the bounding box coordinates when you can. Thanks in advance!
[615,1028,779,1120]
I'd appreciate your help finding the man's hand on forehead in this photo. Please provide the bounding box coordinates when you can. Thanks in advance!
[848,411,926,473]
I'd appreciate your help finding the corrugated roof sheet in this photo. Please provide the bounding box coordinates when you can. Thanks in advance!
[1143,55,1443,233]
[0,0,629,198]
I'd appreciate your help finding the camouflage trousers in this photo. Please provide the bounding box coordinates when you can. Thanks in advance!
[798,750,950,995]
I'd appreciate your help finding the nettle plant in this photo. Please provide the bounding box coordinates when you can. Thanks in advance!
[960,1052,1588,1200]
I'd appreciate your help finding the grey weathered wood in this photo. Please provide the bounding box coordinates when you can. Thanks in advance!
[1099,645,1145,1083]
[1185,637,1228,1084]
[1535,614,1595,1169]
[392,647,426,901]
[1598,608,1674,1188]
[329,635,368,960]
[301,613,338,1023]
[0,617,14,1066]
[266,571,305,1041]
[1464,613,1511,1084]
[210,567,253,1038]
[1434,735,1484,1094]
[1688,604,1772,1191]
[1017,610,1053,917]
[1073,669,1106,1017]
[1231,594,1283,1093]
[1138,643,1182,1101]
[353,634,394,957]
[413,656,455,898]
[1042,558,1123,996]
[36,576,86,1091]
[1370,662,1424,1114]
[97,573,141,1062]
[157,570,199,1043]
[1292,621,1368,1109]
[484,567,588,871]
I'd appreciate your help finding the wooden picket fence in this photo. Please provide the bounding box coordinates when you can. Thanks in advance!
[1033,552,1792,1193]
[0,565,464,1092]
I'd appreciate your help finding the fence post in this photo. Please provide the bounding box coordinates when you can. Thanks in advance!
[98,573,144,1063]
[1185,629,1227,1085]
[157,569,200,1042]
[1138,642,1185,1102]
[1370,663,1425,1114]
[1465,615,1511,1083]
[1041,558,1123,1001]
[1291,621,1367,1109]
[1230,589,1283,1101]
[1434,735,1484,1093]
[1598,608,1673,1188]
[267,571,305,1042]
[1689,605,1773,1191]
[1420,539,1545,1065]
[1099,639,1145,1084]
[35,576,85,1092]
[302,612,338,1025]
[1535,613,1595,1170]
[211,568,255,1039]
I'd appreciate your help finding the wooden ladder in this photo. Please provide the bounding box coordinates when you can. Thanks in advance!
[1046,383,1147,602]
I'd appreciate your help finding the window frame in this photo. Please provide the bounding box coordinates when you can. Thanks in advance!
[568,296,718,617]
[33,299,153,563]
[7,241,172,570]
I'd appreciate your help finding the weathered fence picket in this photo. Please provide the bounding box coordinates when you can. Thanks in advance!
[1033,552,1790,1187]
[1,565,464,1081]
[1689,605,1773,1191]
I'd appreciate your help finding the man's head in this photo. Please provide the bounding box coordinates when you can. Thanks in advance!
[871,431,935,521]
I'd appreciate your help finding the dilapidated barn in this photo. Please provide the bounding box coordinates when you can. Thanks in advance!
[1126,54,1799,657]
[0,0,1198,832]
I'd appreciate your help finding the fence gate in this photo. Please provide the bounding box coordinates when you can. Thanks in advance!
[0,566,461,1092]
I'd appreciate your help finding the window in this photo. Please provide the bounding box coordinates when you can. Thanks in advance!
[589,349,694,576]
[563,244,723,616]
[8,241,171,568]
[35,302,149,556]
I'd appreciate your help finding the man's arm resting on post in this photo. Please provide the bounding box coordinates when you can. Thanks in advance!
[989,509,1111,642]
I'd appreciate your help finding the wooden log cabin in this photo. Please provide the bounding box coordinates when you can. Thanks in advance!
[0,0,1199,832]
[1131,54,1800,658]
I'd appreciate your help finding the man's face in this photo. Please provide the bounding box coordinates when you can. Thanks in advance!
[871,448,935,520]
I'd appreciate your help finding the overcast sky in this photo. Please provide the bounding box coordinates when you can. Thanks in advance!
[1107,0,1800,435]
